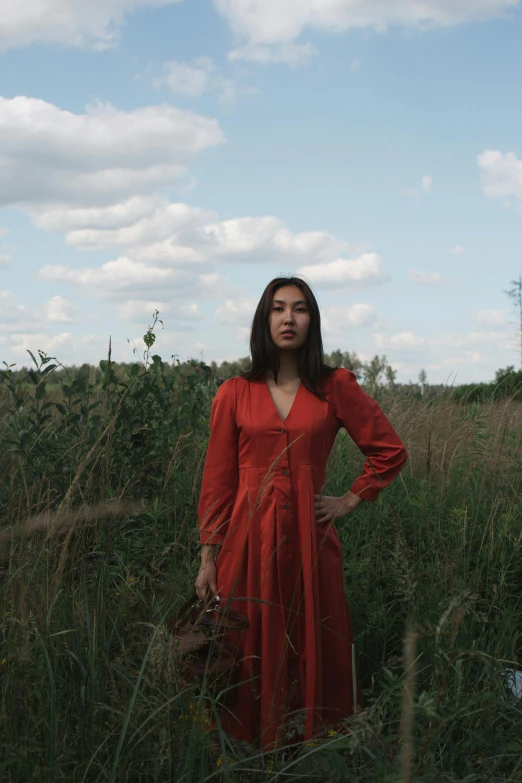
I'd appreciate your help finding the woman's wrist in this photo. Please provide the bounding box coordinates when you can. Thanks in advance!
[342,490,363,512]
[201,543,218,564]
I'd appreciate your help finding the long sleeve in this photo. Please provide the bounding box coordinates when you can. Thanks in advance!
[332,368,408,502]
[197,378,239,545]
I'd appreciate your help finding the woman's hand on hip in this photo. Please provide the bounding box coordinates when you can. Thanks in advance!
[314,491,362,524]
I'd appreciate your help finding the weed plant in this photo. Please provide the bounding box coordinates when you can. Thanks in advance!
[0,331,521,782]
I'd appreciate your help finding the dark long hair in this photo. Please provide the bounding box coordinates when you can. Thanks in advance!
[239,276,336,401]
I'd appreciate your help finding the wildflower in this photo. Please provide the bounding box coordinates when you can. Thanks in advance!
[305,740,319,747]
[328,729,338,737]
[216,754,235,768]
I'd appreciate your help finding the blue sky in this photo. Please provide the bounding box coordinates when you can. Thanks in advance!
[1,0,521,383]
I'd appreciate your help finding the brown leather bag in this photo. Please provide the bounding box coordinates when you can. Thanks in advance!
[168,596,248,684]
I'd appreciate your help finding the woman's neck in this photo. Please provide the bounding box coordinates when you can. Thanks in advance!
[268,351,300,384]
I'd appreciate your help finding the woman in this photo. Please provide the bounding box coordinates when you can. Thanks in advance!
[195,276,407,749]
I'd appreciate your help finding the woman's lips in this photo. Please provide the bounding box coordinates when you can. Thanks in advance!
[281,332,296,338]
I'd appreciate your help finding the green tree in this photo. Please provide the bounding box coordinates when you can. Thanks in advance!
[419,368,427,397]
[505,272,522,369]
[363,354,387,393]
[385,365,397,390]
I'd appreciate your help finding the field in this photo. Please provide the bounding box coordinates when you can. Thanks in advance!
[0,347,521,782]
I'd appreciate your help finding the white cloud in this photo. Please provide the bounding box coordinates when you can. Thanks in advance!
[403,175,433,199]
[421,175,433,193]
[33,196,165,234]
[471,309,508,326]
[38,257,229,301]
[155,60,211,96]
[322,303,378,333]
[0,252,12,267]
[446,331,508,348]
[202,216,357,263]
[449,244,465,254]
[374,328,514,368]
[297,254,389,287]
[0,291,78,329]
[43,295,78,323]
[153,57,242,104]
[213,0,518,48]
[31,198,389,317]
[0,0,183,52]
[478,149,522,201]
[228,42,317,67]
[33,199,372,272]
[117,299,202,322]
[216,297,258,326]
[349,59,362,72]
[0,96,224,207]
[33,199,215,266]
[0,291,29,324]
[409,268,459,285]
[375,330,428,351]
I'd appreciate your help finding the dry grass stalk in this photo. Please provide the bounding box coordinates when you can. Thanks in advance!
[399,629,418,783]
[0,500,143,543]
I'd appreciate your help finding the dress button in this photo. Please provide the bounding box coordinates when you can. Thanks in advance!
[284,503,291,509]
[285,536,291,544]
[282,469,289,476]
[280,428,286,434]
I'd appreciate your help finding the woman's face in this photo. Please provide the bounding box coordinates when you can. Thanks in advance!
[269,285,311,351]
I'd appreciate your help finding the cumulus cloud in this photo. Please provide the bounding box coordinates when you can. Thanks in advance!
[33,198,215,266]
[321,303,378,334]
[0,96,224,207]
[409,268,459,285]
[38,257,229,301]
[228,42,317,67]
[478,149,522,201]
[42,295,78,323]
[421,175,433,193]
[449,244,465,254]
[0,0,183,52]
[32,199,374,274]
[402,175,433,199]
[297,254,389,288]
[471,309,508,326]
[0,291,30,325]
[216,297,258,326]
[213,0,518,48]
[0,290,78,329]
[373,328,514,379]
[154,57,242,104]
[156,60,212,96]
[215,297,258,340]
[117,299,202,322]
[0,252,12,267]
[375,330,428,351]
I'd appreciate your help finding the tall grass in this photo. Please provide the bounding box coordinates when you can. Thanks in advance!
[0,353,521,781]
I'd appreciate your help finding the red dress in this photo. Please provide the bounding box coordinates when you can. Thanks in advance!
[197,368,407,748]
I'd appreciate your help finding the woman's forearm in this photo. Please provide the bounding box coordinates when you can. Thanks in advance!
[201,543,219,564]
[341,489,364,512]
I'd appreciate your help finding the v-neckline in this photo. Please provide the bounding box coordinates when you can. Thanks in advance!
[264,378,302,424]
